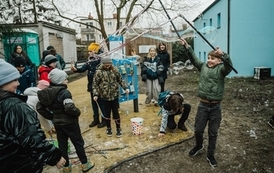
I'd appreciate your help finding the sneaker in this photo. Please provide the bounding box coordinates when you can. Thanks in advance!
[268,120,274,129]
[97,121,106,128]
[63,164,72,173]
[207,155,217,167]
[116,128,122,137]
[89,119,99,128]
[82,161,95,172]
[189,145,204,156]
[106,128,112,137]
[178,123,187,131]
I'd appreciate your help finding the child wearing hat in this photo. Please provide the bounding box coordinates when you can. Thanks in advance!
[36,68,95,172]
[47,45,66,70]
[38,54,58,82]
[23,80,56,135]
[14,56,36,94]
[71,42,106,128]
[0,59,66,172]
[92,56,129,137]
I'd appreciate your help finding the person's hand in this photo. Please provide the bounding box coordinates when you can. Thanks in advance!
[215,47,224,56]
[56,157,66,169]
[71,66,77,72]
[180,38,189,47]
[125,89,130,94]
[158,133,165,137]
[93,96,98,101]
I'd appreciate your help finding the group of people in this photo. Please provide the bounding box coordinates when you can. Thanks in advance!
[1,38,273,173]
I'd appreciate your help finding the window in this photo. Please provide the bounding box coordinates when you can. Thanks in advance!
[209,18,212,26]
[199,52,201,59]
[86,34,95,41]
[119,22,123,28]
[107,21,112,27]
[86,22,93,28]
[204,52,206,62]
[217,13,221,29]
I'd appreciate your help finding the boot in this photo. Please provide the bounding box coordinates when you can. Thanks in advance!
[97,119,106,128]
[89,117,99,128]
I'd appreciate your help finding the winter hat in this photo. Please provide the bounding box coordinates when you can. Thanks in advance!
[88,43,100,53]
[0,59,20,86]
[37,80,50,89]
[48,68,68,84]
[44,54,57,66]
[101,56,112,64]
[47,45,55,50]
[14,56,26,67]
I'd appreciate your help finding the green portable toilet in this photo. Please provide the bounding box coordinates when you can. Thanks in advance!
[2,28,40,66]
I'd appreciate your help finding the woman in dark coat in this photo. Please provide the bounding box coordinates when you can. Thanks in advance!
[9,44,33,68]
[157,42,170,92]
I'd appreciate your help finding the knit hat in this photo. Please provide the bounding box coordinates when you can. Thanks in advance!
[0,59,20,86]
[48,68,68,84]
[88,43,100,53]
[14,56,26,67]
[44,54,57,66]
[37,80,50,89]
[47,45,55,50]
[101,56,112,64]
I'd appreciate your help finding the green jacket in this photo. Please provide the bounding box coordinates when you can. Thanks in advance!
[186,46,233,101]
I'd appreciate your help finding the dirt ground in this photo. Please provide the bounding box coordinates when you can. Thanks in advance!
[43,68,274,173]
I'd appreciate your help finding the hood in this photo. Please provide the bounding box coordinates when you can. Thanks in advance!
[37,86,64,106]
[23,87,40,96]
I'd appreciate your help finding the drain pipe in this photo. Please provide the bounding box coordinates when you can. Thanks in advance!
[227,0,231,54]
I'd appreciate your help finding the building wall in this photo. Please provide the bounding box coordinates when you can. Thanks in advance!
[194,0,274,77]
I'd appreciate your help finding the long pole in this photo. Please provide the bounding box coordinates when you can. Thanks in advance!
[180,14,238,74]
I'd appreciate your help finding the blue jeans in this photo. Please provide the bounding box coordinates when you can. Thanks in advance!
[194,101,222,156]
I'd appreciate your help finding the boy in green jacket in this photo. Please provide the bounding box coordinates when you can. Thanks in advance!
[180,38,233,167]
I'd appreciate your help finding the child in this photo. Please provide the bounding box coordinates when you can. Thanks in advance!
[157,42,171,92]
[23,80,56,135]
[36,68,94,172]
[71,43,106,128]
[0,59,66,172]
[38,54,58,82]
[92,56,129,137]
[180,38,233,167]
[13,56,36,94]
[47,45,66,70]
[140,47,164,105]
[158,91,191,137]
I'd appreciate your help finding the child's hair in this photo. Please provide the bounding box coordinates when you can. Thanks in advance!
[169,94,184,113]
[208,50,221,59]
[147,47,157,58]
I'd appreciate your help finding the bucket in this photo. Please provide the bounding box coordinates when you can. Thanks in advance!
[130,117,143,135]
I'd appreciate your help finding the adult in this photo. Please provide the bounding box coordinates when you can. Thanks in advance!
[157,42,170,92]
[47,45,66,70]
[9,44,33,68]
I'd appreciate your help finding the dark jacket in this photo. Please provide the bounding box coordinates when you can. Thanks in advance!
[36,85,81,126]
[0,90,62,173]
[140,56,164,82]
[157,49,170,79]
[56,54,66,70]
[9,52,33,68]
[74,56,101,92]
[186,46,233,101]
[17,66,36,94]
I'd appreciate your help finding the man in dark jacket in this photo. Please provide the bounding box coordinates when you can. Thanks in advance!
[71,43,106,128]
[0,59,66,173]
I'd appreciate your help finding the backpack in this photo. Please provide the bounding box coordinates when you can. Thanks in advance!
[158,90,171,107]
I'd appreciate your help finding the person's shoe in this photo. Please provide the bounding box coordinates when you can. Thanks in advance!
[178,123,187,131]
[189,145,204,156]
[268,119,274,129]
[106,128,112,137]
[63,164,72,173]
[89,119,99,128]
[207,155,217,167]
[82,161,95,172]
[116,128,122,138]
[97,121,106,128]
